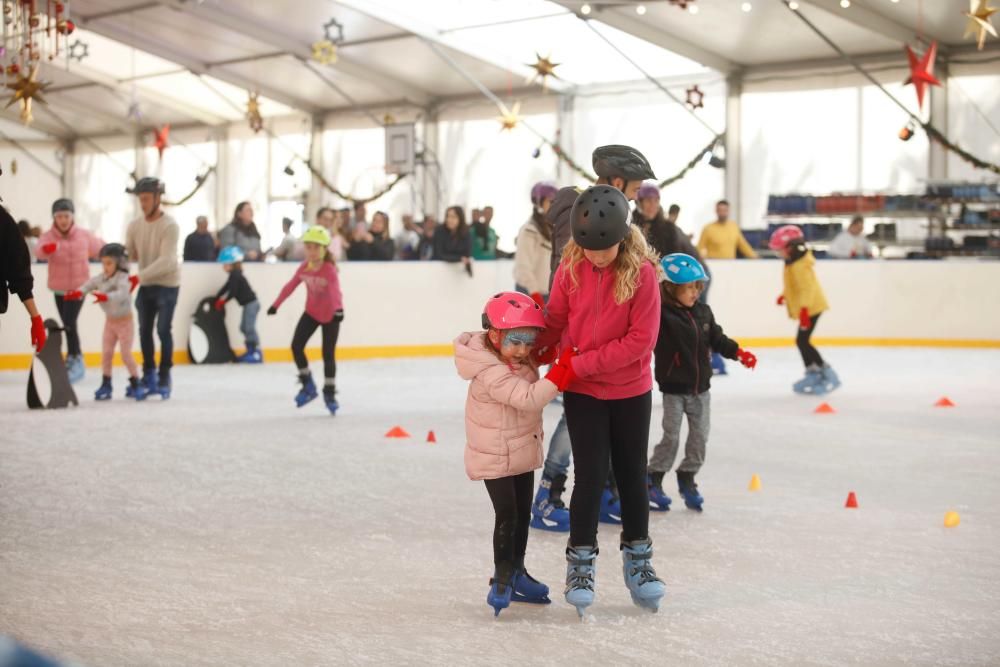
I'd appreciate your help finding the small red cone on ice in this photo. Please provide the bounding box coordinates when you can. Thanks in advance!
[427,430,437,443]
[814,402,836,414]
[934,396,955,407]
[845,491,858,509]
[385,426,410,438]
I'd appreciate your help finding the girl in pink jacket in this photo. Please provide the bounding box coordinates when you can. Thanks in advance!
[535,186,666,617]
[454,291,575,617]
[267,226,343,415]
[35,198,104,383]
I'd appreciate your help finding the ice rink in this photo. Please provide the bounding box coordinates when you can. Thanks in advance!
[2,347,999,666]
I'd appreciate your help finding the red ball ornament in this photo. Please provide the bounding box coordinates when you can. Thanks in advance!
[56,18,74,34]
[7,63,20,75]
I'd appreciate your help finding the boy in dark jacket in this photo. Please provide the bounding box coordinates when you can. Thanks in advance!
[1,204,46,353]
[214,245,262,363]
[648,253,757,512]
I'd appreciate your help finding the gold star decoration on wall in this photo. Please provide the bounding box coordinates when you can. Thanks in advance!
[5,65,50,125]
[963,0,998,50]
[527,53,561,89]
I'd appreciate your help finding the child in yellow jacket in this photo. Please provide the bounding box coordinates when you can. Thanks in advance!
[769,225,840,395]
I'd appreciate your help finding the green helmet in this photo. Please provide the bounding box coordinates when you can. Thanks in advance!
[302,225,331,246]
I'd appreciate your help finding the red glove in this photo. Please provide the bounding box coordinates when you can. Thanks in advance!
[532,345,558,366]
[776,294,785,306]
[30,315,46,353]
[92,292,108,303]
[530,292,545,308]
[799,307,811,330]
[214,297,226,311]
[63,290,83,301]
[736,348,757,370]
[128,275,140,292]
[545,348,578,391]
[40,242,57,255]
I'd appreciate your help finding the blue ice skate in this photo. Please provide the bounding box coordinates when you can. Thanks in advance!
[793,367,826,395]
[710,351,727,376]
[565,545,598,618]
[141,370,159,395]
[512,568,551,604]
[295,373,318,407]
[157,372,171,400]
[819,364,841,394]
[487,567,514,617]
[530,474,570,532]
[647,473,672,512]
[125,377,148,401]
[621,538,666,612]
[677,471,704,511]
[599,487,622,524]
[237,347,263,364]
[66,354,84,384]
[94,377,112,401]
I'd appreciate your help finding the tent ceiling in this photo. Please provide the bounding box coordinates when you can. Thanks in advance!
[1,0,995,140]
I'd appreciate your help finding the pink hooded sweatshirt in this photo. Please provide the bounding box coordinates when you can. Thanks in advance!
[454,332,559,481]
[537,258,660,400]
[272,260,343,324]
[36,224,104,293]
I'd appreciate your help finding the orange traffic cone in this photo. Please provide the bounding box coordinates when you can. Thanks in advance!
[385,426,411,438]
[427,430,437,443]
[943,511,960,528]
[934,396,955,408]
[814,402,836,414]
[845,491,858,508]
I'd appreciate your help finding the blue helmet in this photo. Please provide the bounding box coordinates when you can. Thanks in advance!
[661,253,709,285]
[218,245,245,264]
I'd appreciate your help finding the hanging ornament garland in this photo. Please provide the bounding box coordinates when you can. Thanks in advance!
[685,85,704,110]
[963,0,998,50]
[527,53,561,89]
[903,41,940,110]
[246,91,263,133]
[5,63,48,124]
[668,0,695,9]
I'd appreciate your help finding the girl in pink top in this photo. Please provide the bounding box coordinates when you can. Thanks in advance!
[535,185,666,617]
[35,198,104,383]
[454,291,575,617]
[268,226,344,414]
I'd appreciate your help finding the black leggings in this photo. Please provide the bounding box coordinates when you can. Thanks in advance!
[565,390,652,546]
[796,313,824,368]
[483,471,534,572]
[54,294,83,356]
[291,313,340,379]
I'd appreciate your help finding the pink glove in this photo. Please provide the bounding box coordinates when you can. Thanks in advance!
[736,348,757,370]
[545,348,578,391]
[31,315,46,353]
[799,307,811,330]
[92,292,108,303]
[63,290,83,301]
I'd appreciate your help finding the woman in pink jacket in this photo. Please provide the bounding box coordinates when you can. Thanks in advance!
[535,186,666,617]
[267,225,343,415]
[454,291,575,617]
[35,198,104,383]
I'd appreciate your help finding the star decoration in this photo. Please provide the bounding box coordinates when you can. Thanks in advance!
[152,124,170,158]
[11,159,17,175]
[903,41,941,110]
[5,65,50,125]
[497,101,522,132]
[685,85,704,110]
[311,40,338,65]
[527,53,560,89]
[963,0,998,50]
[126,101,142,122]
[246,91,263,133]
[67,39,89,62]
[323,17,345,44]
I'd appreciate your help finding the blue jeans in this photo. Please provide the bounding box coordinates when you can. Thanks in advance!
[241,300,260,349]
[135,285,179,376]
[543,411,572,478]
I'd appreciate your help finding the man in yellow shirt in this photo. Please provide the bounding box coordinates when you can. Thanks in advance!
[697,200,758,260]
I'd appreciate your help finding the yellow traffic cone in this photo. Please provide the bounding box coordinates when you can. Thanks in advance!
[748,474,761,492]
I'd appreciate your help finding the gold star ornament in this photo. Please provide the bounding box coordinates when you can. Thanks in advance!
[246,91,263,133]
[497,101,522,132]
[527,53,560,89]
[312,40,338,65]
[5,65,50,125]
[964,0,998,50]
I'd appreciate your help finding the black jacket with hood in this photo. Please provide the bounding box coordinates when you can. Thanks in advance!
[654,295,740,395]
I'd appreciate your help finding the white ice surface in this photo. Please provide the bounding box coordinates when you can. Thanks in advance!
[1,348,999,666]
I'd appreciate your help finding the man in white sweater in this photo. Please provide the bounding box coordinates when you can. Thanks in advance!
[125,177,180,398]
[829,216,874,259]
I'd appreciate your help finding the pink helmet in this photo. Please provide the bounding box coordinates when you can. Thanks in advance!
[768,224,804,250]
[636,181,660,201]
[482,292,545,330]
[530,181,558,205]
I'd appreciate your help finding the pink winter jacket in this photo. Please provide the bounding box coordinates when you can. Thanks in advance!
[537,259,660,400]
[454,332,559,481]
[36,224,104,293]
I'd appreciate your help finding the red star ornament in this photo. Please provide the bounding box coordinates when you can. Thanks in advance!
[152,124,170,158]
[903,41,941,110]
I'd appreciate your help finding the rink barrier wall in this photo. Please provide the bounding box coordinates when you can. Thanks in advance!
[1,259,999,371]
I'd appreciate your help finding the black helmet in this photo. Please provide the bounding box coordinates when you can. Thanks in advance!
[592,145,656,181]
[99,242,128,271]
[570,185,631,251]
[130,177,164,194]
[51,198,75,215]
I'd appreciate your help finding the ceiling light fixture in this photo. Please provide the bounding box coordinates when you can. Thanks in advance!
[741,2,753,12]
[581,3,592,15]
[689,5,699,14]
[840,0,851,7]
[789,1,799,8]
[636,4,647,15]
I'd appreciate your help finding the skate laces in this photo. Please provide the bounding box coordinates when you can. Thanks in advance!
[625,547,662,585]
[566,550,596,592]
